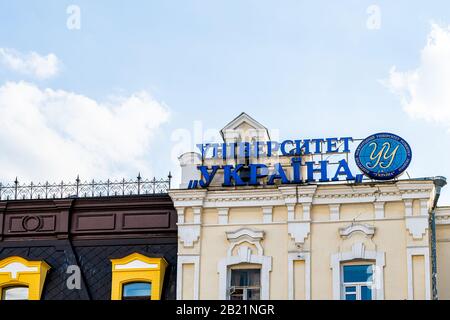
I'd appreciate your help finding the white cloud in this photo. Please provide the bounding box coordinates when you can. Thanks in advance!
[0,48,60,79]
[385,23,450,129]
[0,81,170,183]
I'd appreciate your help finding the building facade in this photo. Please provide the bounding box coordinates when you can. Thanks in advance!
[0,113,449,301]
[170,113,449,300]
[0,179,177,300]
[436,206,450,299]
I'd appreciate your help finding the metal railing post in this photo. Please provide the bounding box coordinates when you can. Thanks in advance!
[14,177,18,200]
[76,175,80,197]
[137,173,141,195]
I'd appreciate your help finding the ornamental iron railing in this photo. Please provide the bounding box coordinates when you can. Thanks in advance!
[0,173,172,200]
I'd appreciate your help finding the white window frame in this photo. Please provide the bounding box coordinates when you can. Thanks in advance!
[218,255,272,300]
[341,264,374,300]
[228,268,261,301]
[330,243,385,300]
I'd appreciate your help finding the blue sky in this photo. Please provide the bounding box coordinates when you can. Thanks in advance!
[1,1,450,204]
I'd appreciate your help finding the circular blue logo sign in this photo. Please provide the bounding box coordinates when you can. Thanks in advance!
[355,132,412,180]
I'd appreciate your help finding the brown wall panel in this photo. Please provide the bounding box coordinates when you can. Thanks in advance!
[75,214,116,231]
[0,195,176,240]
[122,212,170,229]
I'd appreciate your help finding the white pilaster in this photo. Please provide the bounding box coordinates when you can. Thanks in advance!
[302,203,311,221]
[329,204,340,221]
[262,206,273,223]
[177,255,200,300]
[374,201,385,220]
[193,207,202,224]
[404,199,413,216]
[288,252,311,300]
[287,204,295,221]
[218,208,229,225]
[406,247,431,300]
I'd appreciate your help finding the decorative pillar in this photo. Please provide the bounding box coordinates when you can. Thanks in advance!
[329,204,340,221]
[218,208,229,224]
[374,201,385,219]
[262,206,273,223]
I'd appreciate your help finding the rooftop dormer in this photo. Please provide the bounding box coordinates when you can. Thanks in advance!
[220,112,270,144]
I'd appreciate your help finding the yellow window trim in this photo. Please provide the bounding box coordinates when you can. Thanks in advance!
[0,256,51,300]
[110,253,168,300]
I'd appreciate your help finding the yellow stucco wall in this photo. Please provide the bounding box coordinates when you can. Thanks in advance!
[182,264,195,300]
[172,181,439,300]
[412,255,425,300]
[293,261,306,300]
[437,223,450,300]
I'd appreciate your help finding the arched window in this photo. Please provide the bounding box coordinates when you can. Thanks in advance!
[2,286,29,300]
[122,282,152,300]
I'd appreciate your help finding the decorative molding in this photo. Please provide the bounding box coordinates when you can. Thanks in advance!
[218,208,229,225]
[218,254,272,300]
[114,260,158,270]
[436,215,450,225]
[279,186,297,205]
[406,216,429,240]
[419,199,429,216]
[202,189,286,208]
[297,185,317,204]
[404,199,413,216]
[329,204,340,221]
[0,261,38,279]
[262,206,273,223]
[226,227,264,242]
[176,207,185,224]
[178,225,201,247]
[168,189,207,208]
[339,223,375,239]
[398,181,435,200]
[288,222,310,245]
[302,203,311,221]
[406,247,431,300]
[226,227,265,257]
[192,207,202,224]
[436,207,450,225]
[374,202,385,220]
[330,243,385,300]
[288,252,311,300]
[1,197,176,240]
[217,227,271,300]
[287,204,295,221]
[177,255,200,300]
[170,180,435,208]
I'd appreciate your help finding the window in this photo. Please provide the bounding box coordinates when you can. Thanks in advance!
[342,264,374,300]
[110,253,167,300]
[2,286,29,300]
[229,269,260,300]
[122,282,151,300]
[0,256,50,300]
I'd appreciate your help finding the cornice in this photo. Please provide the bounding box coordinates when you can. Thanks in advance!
[169,180,436,208]
[436,207,450,225]
[168,189,207,208]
